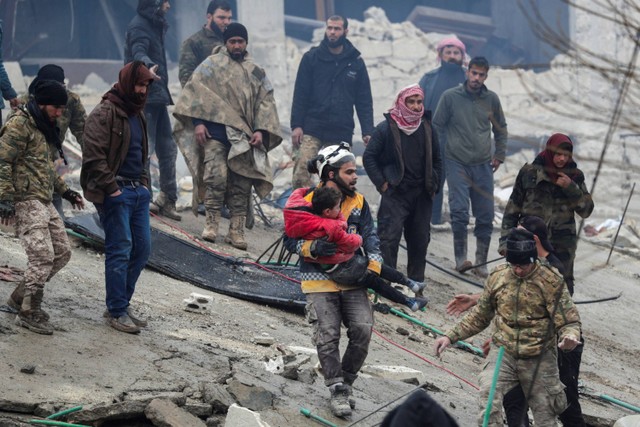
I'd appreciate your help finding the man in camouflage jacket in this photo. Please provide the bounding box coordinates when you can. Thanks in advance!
[500,133,594,295]
[178,0,232,87]
[173,23,282,250]
[434,228,581,427]
[0,80,84,335]
[22,64,87,217]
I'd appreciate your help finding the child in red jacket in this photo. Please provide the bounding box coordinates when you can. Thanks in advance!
[284,186,428,311]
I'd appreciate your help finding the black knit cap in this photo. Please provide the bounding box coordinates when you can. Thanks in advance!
[223,22,248,43]
[519,216,555,253]
[506,228,537,266]
[28,64,66,95]
[33,80,68,106]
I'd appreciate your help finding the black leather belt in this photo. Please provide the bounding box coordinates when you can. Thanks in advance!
[115,176,142,188]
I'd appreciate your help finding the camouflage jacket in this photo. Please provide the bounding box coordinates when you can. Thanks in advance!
[20,90,87,157]
[445,262,581,359]
[178,26,224,87]
[173,45,283,215]
[0,108,69,202]
[500,158,594,250]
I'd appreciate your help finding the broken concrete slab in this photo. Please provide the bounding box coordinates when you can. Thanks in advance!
[68,400,147,423]
[223,403,271,427]
[0,399,38,414]
[144,398,207,427]
[200,382,235,414]
[226,380,274,411]
[124,391,186,406]
[361,365,426,385]
[183,399,213,418]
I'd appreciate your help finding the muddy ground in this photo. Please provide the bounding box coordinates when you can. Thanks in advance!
[1,173,639,427]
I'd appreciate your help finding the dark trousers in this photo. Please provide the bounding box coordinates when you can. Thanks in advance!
[503,339,585,427]
[144,103,177,202]
[360,264,410,306]
[377,186,432,281]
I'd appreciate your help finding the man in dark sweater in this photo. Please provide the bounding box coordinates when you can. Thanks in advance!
[290,15,374,189]
[418,36,467,225]
[363,84,442,283]
[81,61,155,334]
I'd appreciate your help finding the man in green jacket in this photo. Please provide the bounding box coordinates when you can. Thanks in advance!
[432,56,507,277]
[0,80,84,335]
[434,228,581,427]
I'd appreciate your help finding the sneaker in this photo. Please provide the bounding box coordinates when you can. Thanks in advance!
[329,383,352,418]
[103,309,147,328]
[107,314,141,334]
[406,279,426,293]
[407,297,429,312]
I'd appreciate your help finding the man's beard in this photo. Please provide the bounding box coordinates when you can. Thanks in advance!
[40,106,56,124]
[324,34,346,49]
[332,175,356,197]
[134,92,146,103]
[230,50,245,61]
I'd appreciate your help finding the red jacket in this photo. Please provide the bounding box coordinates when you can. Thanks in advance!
[284,187,363,264]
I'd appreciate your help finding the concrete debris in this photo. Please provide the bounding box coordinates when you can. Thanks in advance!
[263,355,284,374]
[613,414,640,427]
[200,382,235,414]
[226,380,274,412]
[361,365,426,385]
[19,364,36,374]
[0,399,38,414]
[183,293,214,314]
[68,400,148,423]
[224,403,271,427]
[144,398,207,427]
[254,333,276,346]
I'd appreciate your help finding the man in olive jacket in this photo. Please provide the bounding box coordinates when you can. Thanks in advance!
[81,61,155,334]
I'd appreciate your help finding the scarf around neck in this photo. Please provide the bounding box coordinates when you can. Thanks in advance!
[389,84,424,135]
[26,100,66,164]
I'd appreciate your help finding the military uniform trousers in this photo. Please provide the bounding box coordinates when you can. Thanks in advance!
[478,344,567,427]
[15,200,71,293]
[203,138,252,216]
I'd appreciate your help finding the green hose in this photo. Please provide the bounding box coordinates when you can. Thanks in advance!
[389,307,484,356]
[599,394,640,413]
[46,406,83,419]
[300,407,338,427]
[30,420,91,427]
[482,346,505,427]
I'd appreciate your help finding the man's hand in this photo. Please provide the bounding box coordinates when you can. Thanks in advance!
[62,189,85,210]
[434,336,451,357]
[558,335,581,352]
[363,135,371,146]
[291,127,303,148]
[482,337,491,357]
[110,189,123,197]
[0,200,15,225]
[310,238,337,257]
[149,64,161,81]
[8,98,20,109]
[555,172,572,189]
[380,182,389,193]
[249,131,263,148]
[491,158,502,172]
[194,124,211,146]
[446,293,480,316]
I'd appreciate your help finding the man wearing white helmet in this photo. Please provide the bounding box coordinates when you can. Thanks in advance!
[284,142,383,418]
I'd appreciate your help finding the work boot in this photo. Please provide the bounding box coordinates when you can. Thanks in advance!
[329,383,352,418]
[225,216,248,250]
[103,308,148,328]
[154,192,182,221]
[453,233,472,273]
[8,281,51,321]
[472,237,491,278]
[344,383,356,409]
[107,313,141,334]
[202,211,220,243]
[406,296,429,312]
[15,287,53,335]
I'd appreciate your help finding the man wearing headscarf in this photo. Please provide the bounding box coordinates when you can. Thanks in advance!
[418,36,467,225]
[81,61,155,334]
[363,84,442,284]
[0,79,85,335]
[501,133,594,296]
[125,0,181,221]
[23,64,88,218]
[435,228,582,427]
[173,23,282,250]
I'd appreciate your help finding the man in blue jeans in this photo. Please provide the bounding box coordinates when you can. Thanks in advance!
[432,56,507,277]
[81,61,155,334]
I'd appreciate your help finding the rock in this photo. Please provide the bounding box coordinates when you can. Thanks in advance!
[614,414,640,426]
[0,399,38,414]
[263,355,284,374]
[361,365,426,385]
[296,366,318,384]
[226,380,274,411]
[223,403,271,427]
[206,414,226,426]
[183,293,214,314]
[68,400,147,423]
[183,399,213,418]
[396,327,410,336]
[200,382,235,414]
[124,391,186,406]
[144,398,206,427]
[33,402,56,418]
[20,365,36,374]
[254,333,275,346]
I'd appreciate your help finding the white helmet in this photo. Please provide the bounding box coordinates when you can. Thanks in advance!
[315,142,356,178]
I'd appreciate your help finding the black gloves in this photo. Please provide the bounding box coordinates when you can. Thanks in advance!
[0,200,15,219]
[310,238,337,257]
[62,189,81,204]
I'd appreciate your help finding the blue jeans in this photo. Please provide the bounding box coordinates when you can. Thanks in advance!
[145,103,178,202]
[305,289,374,386]
[96,185,151,317]
[446,158,494,241]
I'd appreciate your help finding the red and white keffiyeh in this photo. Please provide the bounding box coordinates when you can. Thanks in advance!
[388,84,424,135]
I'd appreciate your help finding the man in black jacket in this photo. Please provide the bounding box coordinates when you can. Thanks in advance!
[363,85,441,283]
[290,15,374,189]
[125,0,181,221]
